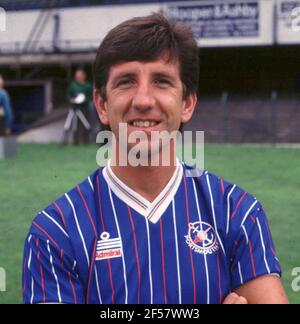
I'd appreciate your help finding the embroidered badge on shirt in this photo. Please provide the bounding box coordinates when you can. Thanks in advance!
[96,232,123,261]
[185,221,219,255]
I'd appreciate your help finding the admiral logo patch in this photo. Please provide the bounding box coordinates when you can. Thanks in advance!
[96,232,122,261]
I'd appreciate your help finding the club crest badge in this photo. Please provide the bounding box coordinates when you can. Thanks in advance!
[185,221,219,255]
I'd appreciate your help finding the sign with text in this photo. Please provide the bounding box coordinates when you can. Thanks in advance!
[277,0,300,44]
[163,0,274,47]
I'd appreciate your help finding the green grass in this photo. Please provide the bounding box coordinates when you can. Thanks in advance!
[0,144,299,304]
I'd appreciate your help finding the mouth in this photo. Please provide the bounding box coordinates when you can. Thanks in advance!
[127,120,161,129]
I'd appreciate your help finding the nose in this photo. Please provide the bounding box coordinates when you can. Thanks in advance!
[131,81,155,112]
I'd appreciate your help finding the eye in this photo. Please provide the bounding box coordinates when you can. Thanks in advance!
[116,79,134,88]
[155,78,172,87]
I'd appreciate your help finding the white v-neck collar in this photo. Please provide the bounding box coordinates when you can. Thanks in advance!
[103,159,183,224]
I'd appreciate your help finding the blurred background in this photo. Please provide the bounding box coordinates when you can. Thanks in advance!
[0,0,299,304]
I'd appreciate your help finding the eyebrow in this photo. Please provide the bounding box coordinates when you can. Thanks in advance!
[110,72,134,82]
[111,71,176,82]
[152,72,176,80]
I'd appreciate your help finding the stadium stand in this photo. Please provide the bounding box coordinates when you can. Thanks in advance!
[0,0,183,11]
[0,0,299,143]
[184,93,300,144]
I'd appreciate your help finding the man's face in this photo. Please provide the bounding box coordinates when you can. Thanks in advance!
[94,55,197,156]
[0,77,4,89]
[75,70,86,84]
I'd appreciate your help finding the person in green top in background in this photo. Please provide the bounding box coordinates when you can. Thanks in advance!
[66,68,93,144]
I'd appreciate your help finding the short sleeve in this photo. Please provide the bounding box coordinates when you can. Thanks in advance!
[22,234,84,304]
[230,206,282,290]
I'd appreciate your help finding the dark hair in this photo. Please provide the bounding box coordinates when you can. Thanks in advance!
[93,14,199,100]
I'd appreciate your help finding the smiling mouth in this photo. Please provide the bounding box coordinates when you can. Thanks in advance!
[128,121,160,128]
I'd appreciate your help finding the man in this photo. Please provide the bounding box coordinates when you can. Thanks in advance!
[66,68,92,144]
[0,74,13,136]
[22,14,288,304]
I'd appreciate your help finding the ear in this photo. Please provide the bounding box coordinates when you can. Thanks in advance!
[181,92,197,124]
[93,89,109,126]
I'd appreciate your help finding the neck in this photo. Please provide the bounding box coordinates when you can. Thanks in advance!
[110,146,177,203]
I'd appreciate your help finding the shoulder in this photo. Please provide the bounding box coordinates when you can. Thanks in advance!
[184,164,256,202]
[183,164,262,227]
[0,89,7,97]
[27,169,102,251]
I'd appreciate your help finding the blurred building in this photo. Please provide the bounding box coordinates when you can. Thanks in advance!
[0,0,300,142]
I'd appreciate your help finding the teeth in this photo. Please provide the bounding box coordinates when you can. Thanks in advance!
[131,121,158,127]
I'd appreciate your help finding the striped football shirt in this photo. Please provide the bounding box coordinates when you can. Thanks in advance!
[22,161,281,304]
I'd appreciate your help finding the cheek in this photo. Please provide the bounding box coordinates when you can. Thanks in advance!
[106,96,129,119]
[109,90,132,107]
[159,94,184,120]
